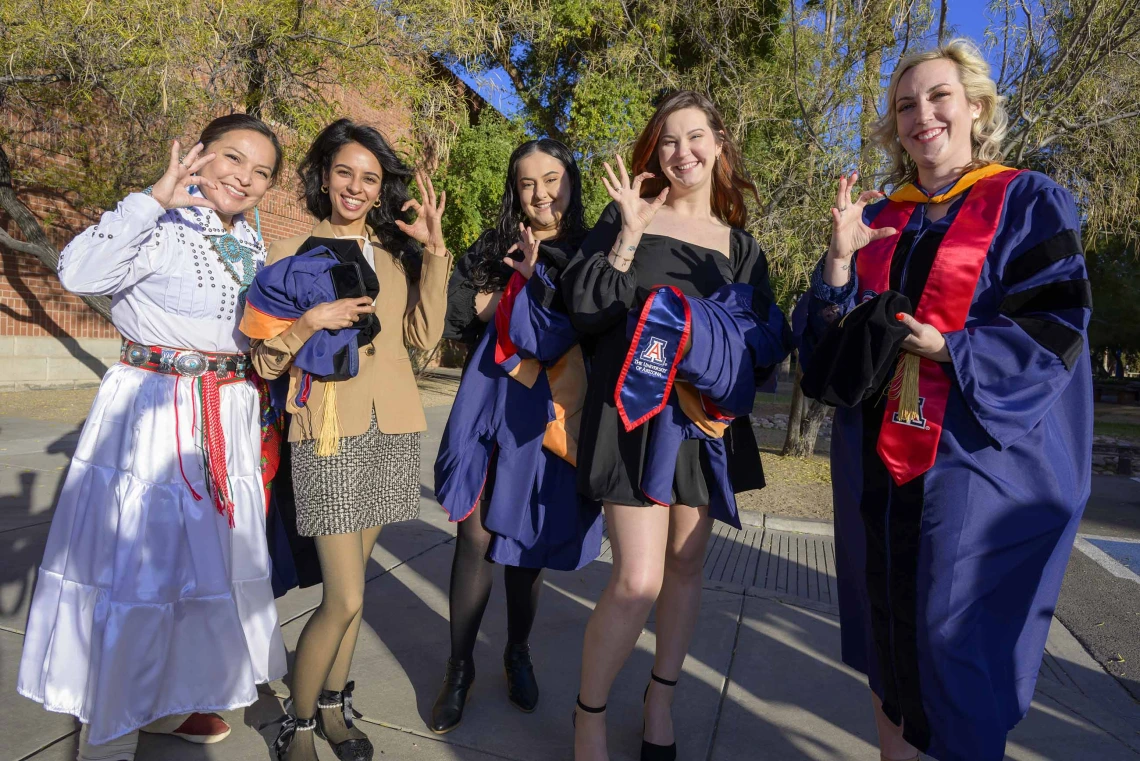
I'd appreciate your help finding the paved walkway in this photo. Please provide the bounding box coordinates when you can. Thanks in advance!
[3,406,1140,760]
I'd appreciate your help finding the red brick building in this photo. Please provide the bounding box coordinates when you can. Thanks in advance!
[0,75,477,389]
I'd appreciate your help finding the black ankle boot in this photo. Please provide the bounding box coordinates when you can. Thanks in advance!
[315,682,373,761]
[503,642,539,712]
[273,714,319,761]
[430,658,475,734]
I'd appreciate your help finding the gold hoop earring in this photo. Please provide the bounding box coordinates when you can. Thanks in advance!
[321,185,329,194]
[374,199,382,208]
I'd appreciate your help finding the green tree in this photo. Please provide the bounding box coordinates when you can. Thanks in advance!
[410,0,1140,458]
[437,112,528,255]
[1085,234,1140,363]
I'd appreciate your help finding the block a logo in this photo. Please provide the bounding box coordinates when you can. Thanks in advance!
[641,338,669,365]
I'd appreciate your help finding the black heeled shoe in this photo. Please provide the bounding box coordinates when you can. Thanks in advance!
[504,642,540,712]
[641,673,678,761]
[430,658,475,734]
[572,694,606,727]
[315,681,374,761]
[272,713,319,761]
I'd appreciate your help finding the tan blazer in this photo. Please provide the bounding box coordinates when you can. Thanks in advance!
[250,219,450,442]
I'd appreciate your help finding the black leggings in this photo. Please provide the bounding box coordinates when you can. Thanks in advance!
[447,499,543,661]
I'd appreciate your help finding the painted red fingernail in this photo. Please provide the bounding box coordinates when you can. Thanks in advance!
[895,312,905,321]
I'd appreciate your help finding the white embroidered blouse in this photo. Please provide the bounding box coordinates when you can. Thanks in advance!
[58,189,268,353]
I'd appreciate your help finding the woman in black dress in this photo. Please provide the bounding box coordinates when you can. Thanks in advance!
[565,91,783,761]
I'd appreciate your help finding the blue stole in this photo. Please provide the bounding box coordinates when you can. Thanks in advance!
[615,285,691,431]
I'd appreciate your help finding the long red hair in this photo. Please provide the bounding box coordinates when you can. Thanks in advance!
[630,91,759,228]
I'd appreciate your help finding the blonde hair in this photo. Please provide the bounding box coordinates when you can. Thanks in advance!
[873,38,1008,190]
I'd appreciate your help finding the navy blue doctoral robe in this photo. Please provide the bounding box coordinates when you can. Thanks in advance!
[795,171,1092,761]
[435,257,603,571]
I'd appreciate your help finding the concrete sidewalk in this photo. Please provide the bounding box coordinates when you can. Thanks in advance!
[2,406,1139,760]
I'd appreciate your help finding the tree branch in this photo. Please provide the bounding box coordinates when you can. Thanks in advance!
[0,226,45,257]
[0,143,112,322]
[788,0,826,152]
[493,47,563,140]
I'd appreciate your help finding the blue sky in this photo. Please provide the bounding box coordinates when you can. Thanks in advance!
[450,0,998,119]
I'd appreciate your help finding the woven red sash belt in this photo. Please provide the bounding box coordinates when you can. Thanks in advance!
[120,339,254,527]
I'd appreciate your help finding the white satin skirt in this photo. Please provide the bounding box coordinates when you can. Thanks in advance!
[17,363,287,745]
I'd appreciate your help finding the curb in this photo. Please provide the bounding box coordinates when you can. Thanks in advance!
[739,512,834,537]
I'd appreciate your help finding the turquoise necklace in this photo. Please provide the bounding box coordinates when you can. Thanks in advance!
[206,232,258,305]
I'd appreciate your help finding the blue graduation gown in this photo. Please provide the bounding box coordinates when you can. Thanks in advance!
[632,284,792,527]
[434,257,603,571]
[795,171,1093,761]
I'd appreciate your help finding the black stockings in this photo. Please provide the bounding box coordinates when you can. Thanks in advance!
[447,500,543,662]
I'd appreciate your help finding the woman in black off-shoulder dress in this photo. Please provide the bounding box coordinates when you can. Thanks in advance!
[564,91,787,761]
[567,204,770,508]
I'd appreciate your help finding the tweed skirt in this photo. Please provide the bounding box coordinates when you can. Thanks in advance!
[291,413,421,536]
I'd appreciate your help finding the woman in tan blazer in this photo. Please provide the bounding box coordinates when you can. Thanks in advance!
[251,119,449,761]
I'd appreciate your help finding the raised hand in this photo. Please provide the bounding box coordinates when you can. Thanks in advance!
[827,171,897,261]
[602,155,669,236]
[504,223,540,280]
[396,170,448,257]
[149,141,218,211]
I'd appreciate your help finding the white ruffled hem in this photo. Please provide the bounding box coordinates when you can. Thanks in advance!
[19,570,286,745]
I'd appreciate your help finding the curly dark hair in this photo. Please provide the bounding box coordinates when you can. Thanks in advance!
[467,138,587,291]
[297,118,421,278]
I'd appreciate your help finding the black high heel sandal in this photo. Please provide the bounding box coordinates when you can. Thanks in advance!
[572,694,606,727]
[641,673,678,761]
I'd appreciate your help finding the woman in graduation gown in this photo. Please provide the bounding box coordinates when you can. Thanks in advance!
[430,138,603,734]
[564,91,790,761]
[795,39,1092,761]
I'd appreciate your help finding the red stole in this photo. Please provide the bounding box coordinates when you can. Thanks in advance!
[857,168,1023,485]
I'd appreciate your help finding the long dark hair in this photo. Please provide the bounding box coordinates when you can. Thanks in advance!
[197,113,284,180]
[630,90,759,228]
[468,138,587,291]
[297,118,421,277]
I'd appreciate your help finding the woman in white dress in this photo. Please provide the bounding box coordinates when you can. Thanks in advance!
[17,114,288,761]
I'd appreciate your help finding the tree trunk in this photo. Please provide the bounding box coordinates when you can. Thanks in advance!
[0,143,113,322]
[781,356,829,458]
[783,354,806,454]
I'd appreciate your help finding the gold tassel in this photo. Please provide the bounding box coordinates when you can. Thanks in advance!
[889,352,922,423]
[315,381,341,457]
